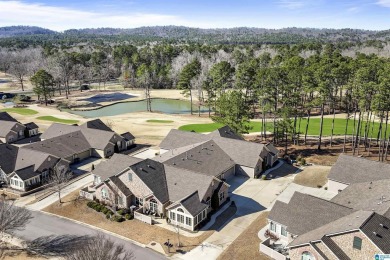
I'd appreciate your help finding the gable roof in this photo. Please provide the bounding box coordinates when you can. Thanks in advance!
[24,122,39,130]
[121,132,135,141]
[93,154,142,181]
[130,159,169,203]
[163,140,235,177]
[0,143,19,174]
[328,154,390,185]
[0,121,19,137]
[40,123,80,140]
[108,175,132,197]
[268,192,353,236]
[23,131,91,159]
[159,129,208,150]
[360,213,390,253]
[14,165,38,180]
[0,112,17,122]
[288,210,373,248]
[208,126,244,140]
[80,119,112,132]
[179,191,208,216]
[331,179,390,215]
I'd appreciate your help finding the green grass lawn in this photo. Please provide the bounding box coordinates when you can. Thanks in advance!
[36,116,79,125]
[146,119,174,123]
[0,108,38,115]
[179,118,390,138]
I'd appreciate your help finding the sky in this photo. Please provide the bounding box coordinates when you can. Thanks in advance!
[0,0,390,31]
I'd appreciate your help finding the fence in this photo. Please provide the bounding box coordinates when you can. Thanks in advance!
[79,187,95,200]
[134,208,153,225]
[259,238,287,260]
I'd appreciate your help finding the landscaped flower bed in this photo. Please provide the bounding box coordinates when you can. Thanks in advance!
[86,201,134,222]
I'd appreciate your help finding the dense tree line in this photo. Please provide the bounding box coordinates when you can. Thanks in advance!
[1,41,390,160]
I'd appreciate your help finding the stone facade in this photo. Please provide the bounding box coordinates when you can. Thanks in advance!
[315,242,338,259]
[330,231,382,259]
[95,182,131,209]
[289,245,323,260]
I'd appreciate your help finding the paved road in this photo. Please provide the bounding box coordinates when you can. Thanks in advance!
[15,210,165,260]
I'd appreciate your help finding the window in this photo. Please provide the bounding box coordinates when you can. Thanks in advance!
[177,214,184,224]
[149,199,158,213]
[219,192,225,202]
[270,222,276,232]
[135,197,143,206]
[118,196,123,205]
[281,226,287,237]
[202,209,206,220]
[128,173,132,181]
[186,217,192,226]
[101,188,108,199]
[170,211,176,221]
[353,236,362,250]
[301,251,314,260]
[177,208,184,213]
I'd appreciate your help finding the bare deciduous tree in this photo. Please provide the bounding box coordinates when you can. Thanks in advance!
[66,234,134,260]
[48,165,73,204]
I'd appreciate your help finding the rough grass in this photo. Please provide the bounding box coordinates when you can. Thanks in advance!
[43,190,213,256]
[293,165,331,188]
[0,108,38,115]
[146,119,174,123]
[179,118,389,137]
[36,116,79,124]
[217,212,270,260]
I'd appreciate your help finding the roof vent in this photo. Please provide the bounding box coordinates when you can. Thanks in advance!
[140,167,143,171]
[173,162,176,165]
[380,223,389,229]
[147,165,150,168]
[373,232,382,238]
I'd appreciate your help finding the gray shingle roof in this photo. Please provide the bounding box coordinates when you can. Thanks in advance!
[328,154,390,185]
[0,143,19,174]
[163,140,235,177]
[40,123,80,140]
[360,213,390,253]
[208,126,244,140]
[93,154,142,181]
[179,191,208,216]
[159,129,208,150]
[109,175,132,197]
[0,121,19,137]
[268,192,353,236]
[288,210,373,248]
[24,122,39,130]
[23,131,91,159]
[14,165,38,180]
[80,119,112,132]
[164,165,216,201]
[121,132,135,141]
[331,179,390,215]
[130,159,169,204]
[0,112,17,122]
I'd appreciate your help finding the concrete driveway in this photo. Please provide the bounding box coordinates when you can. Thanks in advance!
[175,166,294,260]
[15,210,164,260]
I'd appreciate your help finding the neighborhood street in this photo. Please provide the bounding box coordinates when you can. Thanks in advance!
[15,210,165,260]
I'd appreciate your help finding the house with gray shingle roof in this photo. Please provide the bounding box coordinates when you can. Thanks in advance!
[264,155,390,260]
[159,126,279,178]
[0,112,27,144]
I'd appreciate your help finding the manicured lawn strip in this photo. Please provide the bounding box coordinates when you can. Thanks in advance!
[146,119,174,123]
[179,118,389,138]
[0,108,38,115]
[36,116,79,124]
[217,211,270,260]
[44,190,213,256]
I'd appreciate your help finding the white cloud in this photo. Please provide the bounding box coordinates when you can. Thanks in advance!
[377,0,390,7]
[0,1,188,31]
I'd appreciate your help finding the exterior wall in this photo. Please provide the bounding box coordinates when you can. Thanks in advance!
[95,182,131,209]
[289,245,323,260]
[330,231,382,259]
[268,220,292,245]
[74,149,91,162]
[104,144,115,157]
[92,149,105,158]
[6,131,17,143]
[327,179,348,193]
[9,175,25,191]
[221,166,235,180]
[260,239,287,260]
[28,128,39,136]
[218,183,229,206]
[236,165,254,178]
[168,205,207,231]
[159,148,169,155]
[118,170,153,199]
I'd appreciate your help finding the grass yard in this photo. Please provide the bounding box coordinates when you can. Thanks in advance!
[217,212,270,260]
[293,165,331,188]
[0,108,38,115]
[36,116,79,124]
[146,119,174,123]
[43,190,213,256]
[179,118,390,138]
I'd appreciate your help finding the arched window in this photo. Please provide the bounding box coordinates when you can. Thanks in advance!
[177,208,184,213]
[301,251,315,260]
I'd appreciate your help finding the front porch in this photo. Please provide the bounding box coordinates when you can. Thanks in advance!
[259,238,288,260]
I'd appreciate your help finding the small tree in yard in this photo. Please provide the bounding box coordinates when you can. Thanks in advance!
[66,233,134,260]
[48,165,73,204]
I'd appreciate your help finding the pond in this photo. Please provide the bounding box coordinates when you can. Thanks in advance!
[66,98,209,118]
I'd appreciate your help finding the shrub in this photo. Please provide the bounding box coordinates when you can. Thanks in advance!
[106,213,110,219]
[300,158,306,165]
[262,175,267,180]
[317,185,322,188]
[117,209,124,216]
[102,207,109,214]
[111,216,125,222]
[95,205,104,212]
[324,187,328,190]
[125,213,134,220]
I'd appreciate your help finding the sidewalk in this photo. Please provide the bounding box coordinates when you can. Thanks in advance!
[26,174,93,210]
